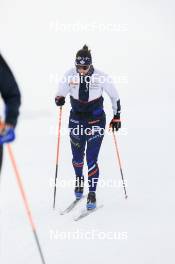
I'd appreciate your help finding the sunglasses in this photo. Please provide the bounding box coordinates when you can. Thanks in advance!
[76,65,90,70]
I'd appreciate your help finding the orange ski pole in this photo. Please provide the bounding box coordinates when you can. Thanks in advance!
[7,144,46,264]
[53,106,63,209]
[112,131,128,199]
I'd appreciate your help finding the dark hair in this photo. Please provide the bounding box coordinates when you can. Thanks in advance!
[76,45,92,61]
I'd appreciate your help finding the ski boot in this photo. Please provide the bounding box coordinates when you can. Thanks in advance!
[87,192,96,210]
[74,176,84,200]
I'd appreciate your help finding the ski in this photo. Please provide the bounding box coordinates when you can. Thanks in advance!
[60,196,86,215]
[73,204,104,221]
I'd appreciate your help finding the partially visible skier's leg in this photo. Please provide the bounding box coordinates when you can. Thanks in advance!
[86,116,106,209]
[69,114,86,200]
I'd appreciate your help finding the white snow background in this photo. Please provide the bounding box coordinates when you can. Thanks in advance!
[0,0,175,263]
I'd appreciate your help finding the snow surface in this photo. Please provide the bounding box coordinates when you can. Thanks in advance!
[0,0,175,263]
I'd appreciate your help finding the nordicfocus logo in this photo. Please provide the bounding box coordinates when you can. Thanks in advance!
[49,21,128,33]
[69,125,105,136]
[60,74,117,85]
[49,177,128,189]
[49,73,128,85]
[49,229,128,241]
[49,124,128,137]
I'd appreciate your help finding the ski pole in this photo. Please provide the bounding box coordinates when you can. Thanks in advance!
[53,106,63,209]
[7,144,46,264]
[112,131,128,199]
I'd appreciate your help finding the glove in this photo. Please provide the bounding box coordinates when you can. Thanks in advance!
[55,96,65,106]
[110,114,121,132]
[0,126,15,145]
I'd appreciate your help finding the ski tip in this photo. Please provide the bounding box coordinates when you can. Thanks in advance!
[73,204,104,221]
[59,210,65,215]
[59,211,65,215]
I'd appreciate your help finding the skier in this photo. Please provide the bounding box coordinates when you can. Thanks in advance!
[0,53,21,173]
[55,45,121,210]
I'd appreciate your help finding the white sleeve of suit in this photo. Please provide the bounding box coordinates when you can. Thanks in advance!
[56,70,71,97]
[102,76,121,115]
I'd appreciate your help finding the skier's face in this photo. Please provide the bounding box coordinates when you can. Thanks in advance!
[76,65,90,75]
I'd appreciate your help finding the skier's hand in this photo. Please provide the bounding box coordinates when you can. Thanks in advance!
[0,123,15,145]
[109,114,121,132]
[55,96,65,106]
